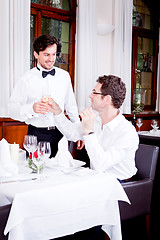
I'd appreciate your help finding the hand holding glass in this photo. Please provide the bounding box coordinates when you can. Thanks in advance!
[136,118,143,132]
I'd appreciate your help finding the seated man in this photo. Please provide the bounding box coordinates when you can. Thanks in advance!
[49,75,139,181]
[48,75,139,240]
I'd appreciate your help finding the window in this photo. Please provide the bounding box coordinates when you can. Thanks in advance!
[131,0,158,112]
[30,0,77,86]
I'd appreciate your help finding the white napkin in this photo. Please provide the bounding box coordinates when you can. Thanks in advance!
[149,129,160,135]
[54,136,75,167]
[0,138,19,176]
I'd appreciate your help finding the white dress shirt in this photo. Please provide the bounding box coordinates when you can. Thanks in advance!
[54,112,139,180]
[8,65,80,127]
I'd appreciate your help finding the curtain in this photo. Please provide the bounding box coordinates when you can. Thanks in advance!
[111,0,133,114]
[75,0,133,114]
[156,28,160,113]
[75,0,98,113]
[0,0,30,117]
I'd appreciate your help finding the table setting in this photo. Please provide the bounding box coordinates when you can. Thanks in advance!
[138,119,160,137]
[0,136,130,240]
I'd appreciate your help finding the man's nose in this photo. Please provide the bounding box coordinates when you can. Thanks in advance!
[48,55,54,61]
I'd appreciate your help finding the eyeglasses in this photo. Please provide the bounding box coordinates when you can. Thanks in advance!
[91,90,105,96]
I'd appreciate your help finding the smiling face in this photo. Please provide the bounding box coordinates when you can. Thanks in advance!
[34,44,57,70]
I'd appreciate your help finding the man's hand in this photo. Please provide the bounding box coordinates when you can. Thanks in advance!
[48,98,62,115]
[80,107,95,135]
[77,140,84,150]
[33,102,51,114]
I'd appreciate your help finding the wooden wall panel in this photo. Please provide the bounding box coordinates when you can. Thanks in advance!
[0,126,2,140]
[0,118,28,149]
[3,125,28,149]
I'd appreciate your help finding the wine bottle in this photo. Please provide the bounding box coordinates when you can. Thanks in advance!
[132,114,136,128]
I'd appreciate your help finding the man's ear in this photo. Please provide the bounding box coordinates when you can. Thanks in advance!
[34,51,39,59]
[104,95,112,104]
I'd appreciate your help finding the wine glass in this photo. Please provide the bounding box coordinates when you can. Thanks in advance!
[41,94,52,120]
[38,141,51,162]
[23,135,37,162]
[33,142,51,180]
[151,119,159,131]
[136,118,143,133]
[32,153,45,180]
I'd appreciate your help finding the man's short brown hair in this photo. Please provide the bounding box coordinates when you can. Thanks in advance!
[33,34,58,54]
[97,75,126,109]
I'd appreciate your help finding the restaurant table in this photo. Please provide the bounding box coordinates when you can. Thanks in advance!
[138,130,160,239]
[0,167,129,240]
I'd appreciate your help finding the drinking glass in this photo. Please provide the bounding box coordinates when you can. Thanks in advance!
[41,95,51,104]
[136,118,143,132]
[38,141,51,162]
[23,135,37,161]
[41,95,52,119]
[151,119,159,131]
[33,142,51,180]
[32,152,45,179]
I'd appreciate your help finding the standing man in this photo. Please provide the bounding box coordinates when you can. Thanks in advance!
[8,34,80,157]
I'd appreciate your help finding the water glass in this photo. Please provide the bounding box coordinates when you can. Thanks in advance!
[136,118,143,132]
[151,119,159,131]
[23,135,37,161]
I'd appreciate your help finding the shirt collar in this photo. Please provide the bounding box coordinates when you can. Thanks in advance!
[103,112,124,131]
[37,64,55,72]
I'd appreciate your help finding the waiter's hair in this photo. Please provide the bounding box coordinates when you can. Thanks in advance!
[33,34,58,54]
[97,75,126,109]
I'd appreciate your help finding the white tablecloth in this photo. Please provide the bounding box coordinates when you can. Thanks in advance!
[0,168,129,240]
[139,130,160,137]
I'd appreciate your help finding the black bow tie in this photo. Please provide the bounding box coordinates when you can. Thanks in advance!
[37,66,55,78]
[42,68,55,78]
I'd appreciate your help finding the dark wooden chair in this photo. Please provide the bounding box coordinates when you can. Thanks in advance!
[0,204,12,240]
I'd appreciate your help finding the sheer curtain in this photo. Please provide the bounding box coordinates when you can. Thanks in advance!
[75,0,133,114]
[0,0,30,117]
[156,28,160,113]
[111,0,133,114]
[75,0,98,113]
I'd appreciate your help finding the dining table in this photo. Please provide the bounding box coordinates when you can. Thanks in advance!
[0,160,130,240]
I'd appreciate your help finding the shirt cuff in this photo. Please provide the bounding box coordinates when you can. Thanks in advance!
[83,132,97,143]
[21,103,38,119]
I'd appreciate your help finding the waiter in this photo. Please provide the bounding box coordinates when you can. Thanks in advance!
[8,34,80,157]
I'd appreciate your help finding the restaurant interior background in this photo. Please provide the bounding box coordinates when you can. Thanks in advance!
[0,0,159,148]
[0,0,159,239]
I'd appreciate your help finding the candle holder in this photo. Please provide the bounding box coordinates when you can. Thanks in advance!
[133,102,145,113]
[132,89,146,113]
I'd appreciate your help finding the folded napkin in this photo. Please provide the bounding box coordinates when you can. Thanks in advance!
[149,129,160,134]
[0,138,19,177]
[54,136,75,167]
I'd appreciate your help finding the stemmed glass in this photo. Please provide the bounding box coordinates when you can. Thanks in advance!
[136,118,143,133]
[41,94,52,120]
[151,119,159,131]
[38,141,51,161]
[23,135,37,163]
[33,141,51,179]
